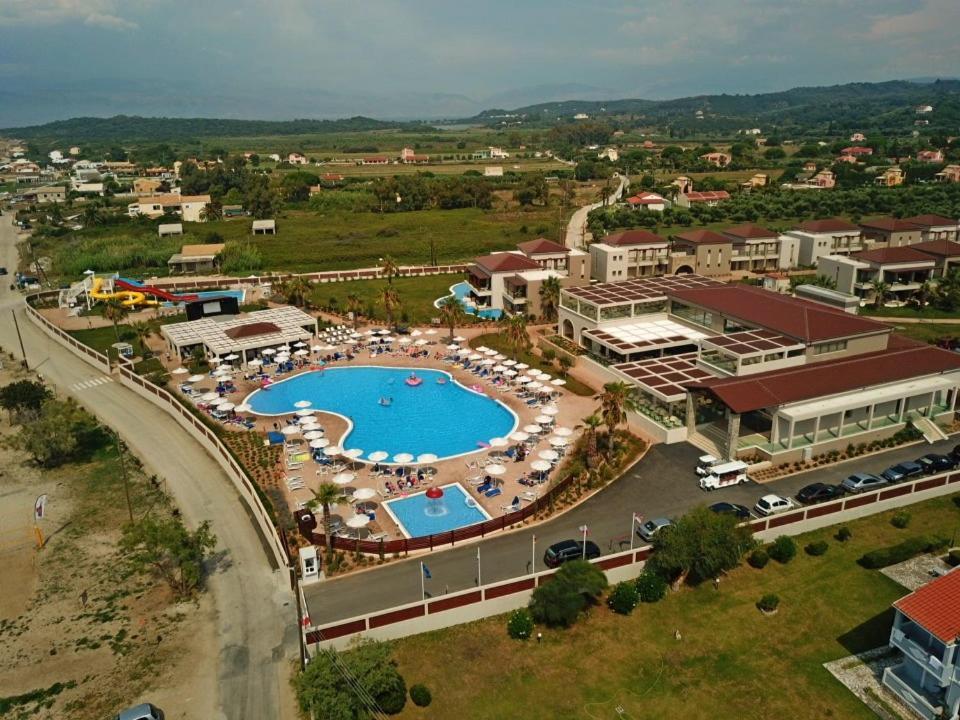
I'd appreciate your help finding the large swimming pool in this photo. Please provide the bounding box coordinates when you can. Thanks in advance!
[383,483,490,537]
[244,366,516,460]
[435,282,502,320]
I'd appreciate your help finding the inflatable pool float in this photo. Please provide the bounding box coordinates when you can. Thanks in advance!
[436,377,448,385]
[470,384,484,394]
[405,373,423,387]
[464,497,478,509]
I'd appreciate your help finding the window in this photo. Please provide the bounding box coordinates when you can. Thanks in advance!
[671,302,713,329]
[741,355,763,366]
[787,348,804,358]
[763,352,783,363]
[813,340,847,355]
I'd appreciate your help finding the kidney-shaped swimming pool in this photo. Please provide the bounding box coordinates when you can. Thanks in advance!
[244,366,517,461]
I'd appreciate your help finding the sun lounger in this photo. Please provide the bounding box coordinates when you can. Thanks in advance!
[286,461,304,471]
[475,480,493,494]
[520,491,539,503]
[484,487,502,499]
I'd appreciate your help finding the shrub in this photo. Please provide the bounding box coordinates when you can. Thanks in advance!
[409,684,432,708]
[805,541,829,556]
[836,526,852,542]
[757,593,780,612]
[528,560,607,628]
[952,496,960,510]
[607,581,639,615]
[768,536,797,564]
[635,569,668,603]
[858,535,951,569]
[891,511,911,529]
[748,548,770,569]
[948,549,960,567]
[506,608,534,640]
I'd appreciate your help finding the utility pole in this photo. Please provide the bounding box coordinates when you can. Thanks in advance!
[114,431,134,523]
[11,309,27,369]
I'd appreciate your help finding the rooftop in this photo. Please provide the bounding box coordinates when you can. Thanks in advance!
[852,247,936,265]
[688,343,960,414]
[893,568,960,644]
[859,217,923,233]
[701,329,804,357]
[181,243,225,257]
[673,229,730,245]
[599,229,666,247]
[613,353,715,402]
[161,306,316,356]
[796,218,860,233]
[900,214,959,228]
[140,193,211,207]
[683,190,730,202]
[563,274,722,306]
[669,285,888,342]
[911,239,960,259]
[516,238,569,255]
[582,317,709,356]
[474,252,544,274]
[722,223,778,240]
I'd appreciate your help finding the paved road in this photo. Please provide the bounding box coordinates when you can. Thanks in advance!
[0,216,297,720]
[564,174,627,249]
[306,435,958,625]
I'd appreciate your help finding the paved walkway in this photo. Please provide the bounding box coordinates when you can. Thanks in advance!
[564,175,627,249]
[0,217,298,720]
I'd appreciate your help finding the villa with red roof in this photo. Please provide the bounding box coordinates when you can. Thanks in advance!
[625,191,667,211]
[557,275,960,459]
[883,568,960,720]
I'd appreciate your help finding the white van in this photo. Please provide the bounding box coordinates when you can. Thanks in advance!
[699,461,749,490]
[695,454,719,476]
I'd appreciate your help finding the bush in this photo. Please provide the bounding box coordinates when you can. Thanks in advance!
[528,560,607,628]
[768,536,797,564]
[805,541,829,556]
[748,548,769,569]
[635,569,668,603]
[948,549,960,567]
[953,496,960,510]
[858,535,951,569]
[836,526,852,542]
[891,511,911,529]
[506,608,534,640]
[409,684,432,708]
[757,593,780,612]
[607,581,639,615]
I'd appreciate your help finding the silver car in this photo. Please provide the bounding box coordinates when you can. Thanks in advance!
[116,704,165,720]
[840,473,886,494]
[637,517,673,542]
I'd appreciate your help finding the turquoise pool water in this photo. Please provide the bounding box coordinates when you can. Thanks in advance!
[435,282,502,320]
[244,366,516,460]
[161,289,245,308]
[383,483,490,537]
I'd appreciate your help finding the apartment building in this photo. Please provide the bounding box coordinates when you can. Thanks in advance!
[781,218,864,266]
[902,215,960,243]
[722,224,781,273]
[859,218,923,248]
[135,194,212,222]
[589,230,670,282]
[670,230,732,276]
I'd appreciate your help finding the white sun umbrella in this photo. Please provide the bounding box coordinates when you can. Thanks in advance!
[295,409,316,418]
[294,349,309,356]
[446,343,460,351]
[550,378,567,387]
[516,376,532,384]
[493,354,506,361]
[217,402,236,411]
[484,348,498,356]
[549,436,569,448]
[481,358,495,366]
[345,515,370,534]
[208,356,222,364]
[332,471,355,485]
[503,369,518,377]
[453,336,466,342]
[187,374,206,383]
[527,382,544,391]
[235,403,252,413]
[311,345,323,352]
[200,391,219,401]
[538,449,559,461]
[535,414,554,425]
[486,463,506,476]
[343,448,364,460]
[553,426,574,437]
[364,329,377,336]
[275,344,289,351]
[377,329,390,335]
[468,353,483,361]
[294,400,312,408]
[530,460,551,473]
[293,341,307,348]
[275,354,290,362]
[415,339,429,347]
[172,367,189,375]
[368,450,389,463]
[224,353,239,361]
[398,337,413,345]
[304,431,324,441]
[281,425,300,436]
[324,446,343,457]
[416,453,438,465]
[345,338,359,345]
[492,364,506,372]
[475,345,489,352]
[488,437,509,448]
[393,452,414,465]
[538,373,553,381]
[510,431,530,442]
[352,487,377,502]
[350,332,362,338]
[502,359,517,367]
[261,348,276,355]
[523,424,543,434]
[248,359,263,367]
[515,363,529,370]
[380,336,394,343]
[425,329,437,335]
[542,405,560,416]
[309,438,329,449]
[410,329,422,337]
[300,422,322,432]
[212,396,232,405]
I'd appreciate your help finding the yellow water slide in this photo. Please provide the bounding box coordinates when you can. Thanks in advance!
[89,277,158,307]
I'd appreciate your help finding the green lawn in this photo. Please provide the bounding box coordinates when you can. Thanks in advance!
[887,322,960,344]
[310,275,466,326]
[470,332,595,397]
[390,494,960,720]
[862,305,960,320]
[68,313,184,358]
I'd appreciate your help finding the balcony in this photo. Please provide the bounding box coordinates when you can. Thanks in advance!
[882,664,943,720]
[503,291,527,304]
[465,279,492,297]
[891,624,952,685]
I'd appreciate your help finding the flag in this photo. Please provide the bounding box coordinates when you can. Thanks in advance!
[421,563,431,580]
[34,494,48,521]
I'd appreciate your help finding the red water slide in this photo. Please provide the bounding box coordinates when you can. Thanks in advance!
[114,278,201,303]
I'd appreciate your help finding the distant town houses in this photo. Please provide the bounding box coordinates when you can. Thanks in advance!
[699,152,731,168]
[936,165,960,183]
[625,191,668,211]
[916,149,944,163]
[133,194,213,222]
[287,152,309,165]
[875,167,905,187]
[400,147,430,164]
[849,132,866,142]
[840,145,874,158]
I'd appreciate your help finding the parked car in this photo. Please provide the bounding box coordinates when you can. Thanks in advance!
[699,460,749,491]
[841,473,887,494]
[915,453,955,474]
[637,517,673,542]
[754,494,795,517]
[880,461,924,484]
[708,501,752,520]
[796,482,845,505]
[543,539,601,568]
[115,704,165,720]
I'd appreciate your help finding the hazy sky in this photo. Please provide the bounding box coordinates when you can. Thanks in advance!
[1,0,959,125]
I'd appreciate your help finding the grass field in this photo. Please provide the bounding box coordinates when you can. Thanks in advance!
[470,332,595,397]
[862,305,960,320]
[886,322,960,344]
[390,494,960,720]
[313,158,570,177]
[310,275,464,326]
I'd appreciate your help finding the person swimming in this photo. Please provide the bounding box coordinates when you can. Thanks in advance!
[379,396,393,406]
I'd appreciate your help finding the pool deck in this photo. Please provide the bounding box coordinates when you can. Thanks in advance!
[160,322,596,543]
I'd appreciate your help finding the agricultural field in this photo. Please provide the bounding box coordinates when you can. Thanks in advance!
[389,494,960,720]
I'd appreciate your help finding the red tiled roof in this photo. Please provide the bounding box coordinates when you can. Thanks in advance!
[859,217,923,233]
[688,344,960,414]
[601,229,666,247]
[225,322,281,339]
[853,247,936,265]
[473,253,542,273]
[673,229,730,245]
[683,190,730,202]
[900,214,959,228]
[911,239,960,259]
[797,218,860,233]
[516,238,569,255]
[627,193,666,205]
[668,285,887,342]
[841,146,873,155]
[722,223,778,240]
[894,568,960,644]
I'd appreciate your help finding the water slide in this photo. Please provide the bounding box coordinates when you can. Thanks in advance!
[89,276,158,307]
[114,277,203,303]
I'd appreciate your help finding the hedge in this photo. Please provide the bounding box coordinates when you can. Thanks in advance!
[858,535,950,569]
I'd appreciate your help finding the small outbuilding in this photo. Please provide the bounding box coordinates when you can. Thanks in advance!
[252,219,276,235]
[158,223,183,238]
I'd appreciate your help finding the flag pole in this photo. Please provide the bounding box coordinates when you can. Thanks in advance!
[531,534,536,578]
[630,514,636,551]
[420,561,425,601]
[476,547,481,587]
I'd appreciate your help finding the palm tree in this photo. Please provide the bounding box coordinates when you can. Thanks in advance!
[437,295,467,341]
[580,413,603,465]
[200,200,223,222]
[378,285,401,328]
[102,299,130,343]
[345,293,364,329]
[82,203,102,227]
[538,276,562,323]
[913,279,934,310]
[499,313,530,360]
[284,276,313,308]
[130,320,156,356]
[870,279,891,309]
[308,482,342,560]
[598,381,638,439]
[380,255,400,284]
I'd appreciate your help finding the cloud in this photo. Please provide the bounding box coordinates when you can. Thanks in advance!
[0,0,139,31]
